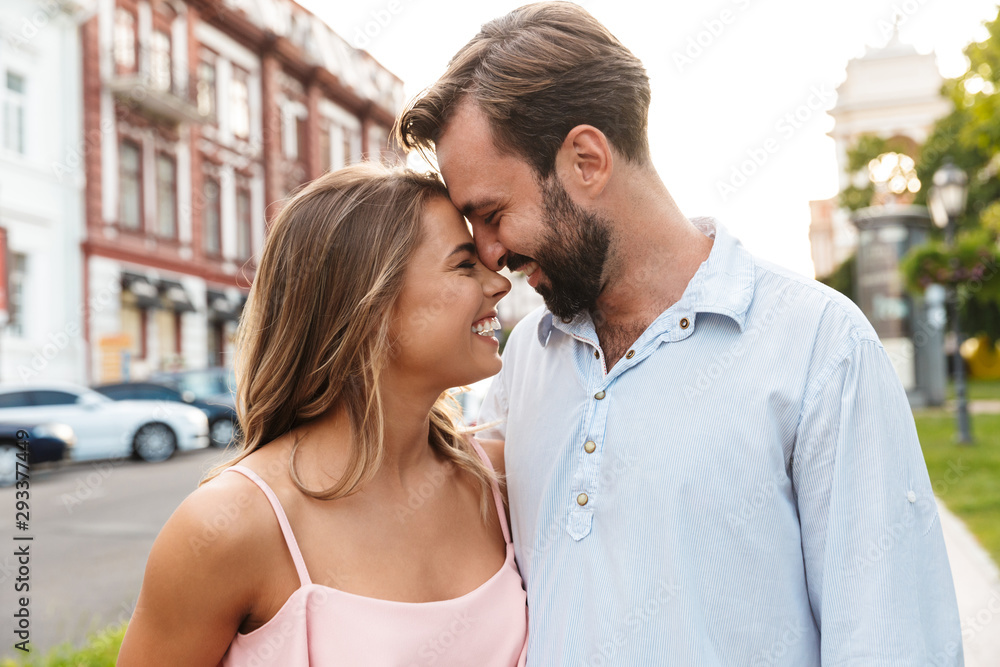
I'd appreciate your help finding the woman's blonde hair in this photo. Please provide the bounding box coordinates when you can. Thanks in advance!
[202,163,498,516]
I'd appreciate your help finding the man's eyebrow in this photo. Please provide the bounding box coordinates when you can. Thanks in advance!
[459,198,498,218]
[447,242,477,259]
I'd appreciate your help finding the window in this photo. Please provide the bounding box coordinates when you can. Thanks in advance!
[281,104,298,160]
[5,252,25,337]
[150,30,171,92]
[343,129,356,166]
[0,392,30,408]
[196,60,215,118]
[119,140,142,230]
[203,178,221,255]
[236,188,251,259]
[3,71,25,155]
[231,68,250,139]
[30,390,78,406]
[319,125,331,172]
[121,299,148,360]
[156,153,176,238]
[156,308,178,363]
[113,9,136,72]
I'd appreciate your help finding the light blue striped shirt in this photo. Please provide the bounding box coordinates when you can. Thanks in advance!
[478,219,963,666]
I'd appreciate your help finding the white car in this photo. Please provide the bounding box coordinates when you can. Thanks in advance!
[0,383,210,463]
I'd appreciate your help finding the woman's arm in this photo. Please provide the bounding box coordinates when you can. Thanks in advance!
[117,476,261,666]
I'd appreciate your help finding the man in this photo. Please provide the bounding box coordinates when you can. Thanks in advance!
[397,3,963,664]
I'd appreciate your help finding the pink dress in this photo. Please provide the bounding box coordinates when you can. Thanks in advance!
[219,440,528,666]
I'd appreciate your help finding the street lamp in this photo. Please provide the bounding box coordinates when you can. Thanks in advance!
[929,160,972,444]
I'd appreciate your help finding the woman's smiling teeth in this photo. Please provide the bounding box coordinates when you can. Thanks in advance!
[472,316,502,336]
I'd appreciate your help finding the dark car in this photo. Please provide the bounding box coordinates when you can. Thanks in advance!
[92,381,239,449]
[0,421,75,486]
[150,367,236,409]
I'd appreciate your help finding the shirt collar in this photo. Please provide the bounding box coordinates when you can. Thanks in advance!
[536,217,755,346]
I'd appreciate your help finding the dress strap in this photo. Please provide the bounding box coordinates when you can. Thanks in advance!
[469,437,512,546]
[224,465,313,587]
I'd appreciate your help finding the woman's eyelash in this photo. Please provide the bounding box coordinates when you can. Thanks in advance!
[459,260,477,269]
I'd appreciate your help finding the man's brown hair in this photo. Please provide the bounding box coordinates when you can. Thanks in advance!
[395,1,651,179]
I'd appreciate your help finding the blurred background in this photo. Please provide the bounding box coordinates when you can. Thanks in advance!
[0,0,998,664]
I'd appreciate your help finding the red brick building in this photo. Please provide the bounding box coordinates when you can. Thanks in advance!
[80,0,403,382]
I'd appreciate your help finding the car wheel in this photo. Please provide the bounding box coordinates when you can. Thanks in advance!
[133,423,177,462]
[209,418,236,448]
[0,445,17,487]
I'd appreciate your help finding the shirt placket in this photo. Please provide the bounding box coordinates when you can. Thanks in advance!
[565,331,611,541]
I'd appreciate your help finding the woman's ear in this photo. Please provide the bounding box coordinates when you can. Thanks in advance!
[554,125,613,201]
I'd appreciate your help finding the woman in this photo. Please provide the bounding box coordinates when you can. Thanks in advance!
[117,164,527,666]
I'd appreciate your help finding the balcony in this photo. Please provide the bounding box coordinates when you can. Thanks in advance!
[107,49,212,125]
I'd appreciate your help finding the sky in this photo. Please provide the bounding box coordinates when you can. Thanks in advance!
[300,0,999,278]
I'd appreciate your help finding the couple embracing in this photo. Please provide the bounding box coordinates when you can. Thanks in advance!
[118,3,963,665]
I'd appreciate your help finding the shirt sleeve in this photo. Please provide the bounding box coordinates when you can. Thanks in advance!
[792,338,964,664]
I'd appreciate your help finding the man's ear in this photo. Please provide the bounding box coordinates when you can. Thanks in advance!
[554,125,612,201]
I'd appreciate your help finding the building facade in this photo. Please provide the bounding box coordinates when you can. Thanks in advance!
[80,0,404,383]
[809,31,949,279]
[0,0,87,385]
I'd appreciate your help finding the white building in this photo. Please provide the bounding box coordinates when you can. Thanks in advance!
[810,30,950,279]
[0,0,88,384]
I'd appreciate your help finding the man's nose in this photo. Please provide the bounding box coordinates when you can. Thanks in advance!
[473,225,508,271]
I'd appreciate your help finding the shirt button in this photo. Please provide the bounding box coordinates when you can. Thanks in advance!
[594,390,606,400]
[626,350,635,359]
[594,350,600,359]
[907,491,917,503]
[577,493,589,506]
[680,317,690,329]
[584,440,596,453]
[561,316,573,324]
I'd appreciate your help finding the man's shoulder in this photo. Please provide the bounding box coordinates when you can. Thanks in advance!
[749,256,879,347]
[503,305,550,351]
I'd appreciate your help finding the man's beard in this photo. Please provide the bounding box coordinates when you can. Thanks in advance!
[507,177,612,321]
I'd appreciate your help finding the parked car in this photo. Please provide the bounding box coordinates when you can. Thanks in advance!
[0,383,209,463]
[150,367,236,409]
[93,381,239,448]
[0,420,76,486]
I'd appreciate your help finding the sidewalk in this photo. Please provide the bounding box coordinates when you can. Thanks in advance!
[937,499,1000,666]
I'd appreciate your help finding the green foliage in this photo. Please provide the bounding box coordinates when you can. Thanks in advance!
[818,252,857,302]
[838,184,874,212]
[900,230,1000,299]
[0,623,126,667]
[915,407,1000,565]
[907,5,1000,340]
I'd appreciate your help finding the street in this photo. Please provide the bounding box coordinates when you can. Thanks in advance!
[0,447,227,659]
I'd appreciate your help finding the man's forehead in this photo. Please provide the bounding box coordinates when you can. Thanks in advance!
[435,102,518,212]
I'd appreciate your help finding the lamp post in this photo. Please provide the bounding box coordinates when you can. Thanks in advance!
[929,160,973,444]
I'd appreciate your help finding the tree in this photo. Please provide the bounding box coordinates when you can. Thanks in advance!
[901,6,1000,343]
